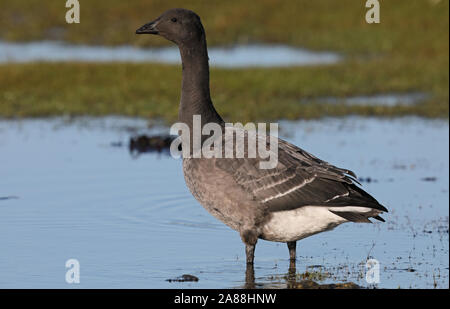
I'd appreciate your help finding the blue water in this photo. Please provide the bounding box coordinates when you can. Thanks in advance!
[0,117,448,288]
[304,93,429,107]
[0,41,340,68]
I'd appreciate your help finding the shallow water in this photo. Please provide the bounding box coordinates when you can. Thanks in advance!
[0,41,340,67]
[0,117,448,288]
[306,93,429,107]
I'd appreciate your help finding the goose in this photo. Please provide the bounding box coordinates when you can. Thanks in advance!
[136,8,387,269]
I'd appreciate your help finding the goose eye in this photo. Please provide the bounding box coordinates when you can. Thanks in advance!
[171,17,177,23]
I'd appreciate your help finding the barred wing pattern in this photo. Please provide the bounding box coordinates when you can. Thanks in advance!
[215,137,387,214]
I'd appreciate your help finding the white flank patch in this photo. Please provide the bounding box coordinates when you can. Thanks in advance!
[262,206,379,242]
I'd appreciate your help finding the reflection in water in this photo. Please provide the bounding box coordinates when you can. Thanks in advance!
[244,263,362,289]
[245,264,256,289]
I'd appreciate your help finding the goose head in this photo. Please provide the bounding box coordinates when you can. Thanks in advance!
[136,8,205,45]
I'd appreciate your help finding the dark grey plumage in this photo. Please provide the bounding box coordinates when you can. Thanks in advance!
[215,137,387,214]
[137,8,388,272]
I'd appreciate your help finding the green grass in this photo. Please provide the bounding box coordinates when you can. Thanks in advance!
[1,0,447,53]
[1,59,446,122]
[0,0,448,121]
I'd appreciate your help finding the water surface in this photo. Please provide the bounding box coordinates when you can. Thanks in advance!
[0,41,340,67]
[306,93,429,107]
[0,117,448,288]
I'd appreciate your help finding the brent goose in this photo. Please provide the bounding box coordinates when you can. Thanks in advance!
[136,9,387,268]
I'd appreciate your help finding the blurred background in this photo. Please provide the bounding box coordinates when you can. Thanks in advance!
[0,0,448,289]
[0,0,448,120]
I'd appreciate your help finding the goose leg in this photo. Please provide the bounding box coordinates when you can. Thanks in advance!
[245,243,256,265]
[244,243,256,288]
[287,241,297,269]
[245,261,255,289]
[240,229,258,288]
[241,230,258,265]
[287,241,296,261]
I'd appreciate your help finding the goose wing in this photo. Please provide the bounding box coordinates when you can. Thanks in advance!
[215,137,387,214]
